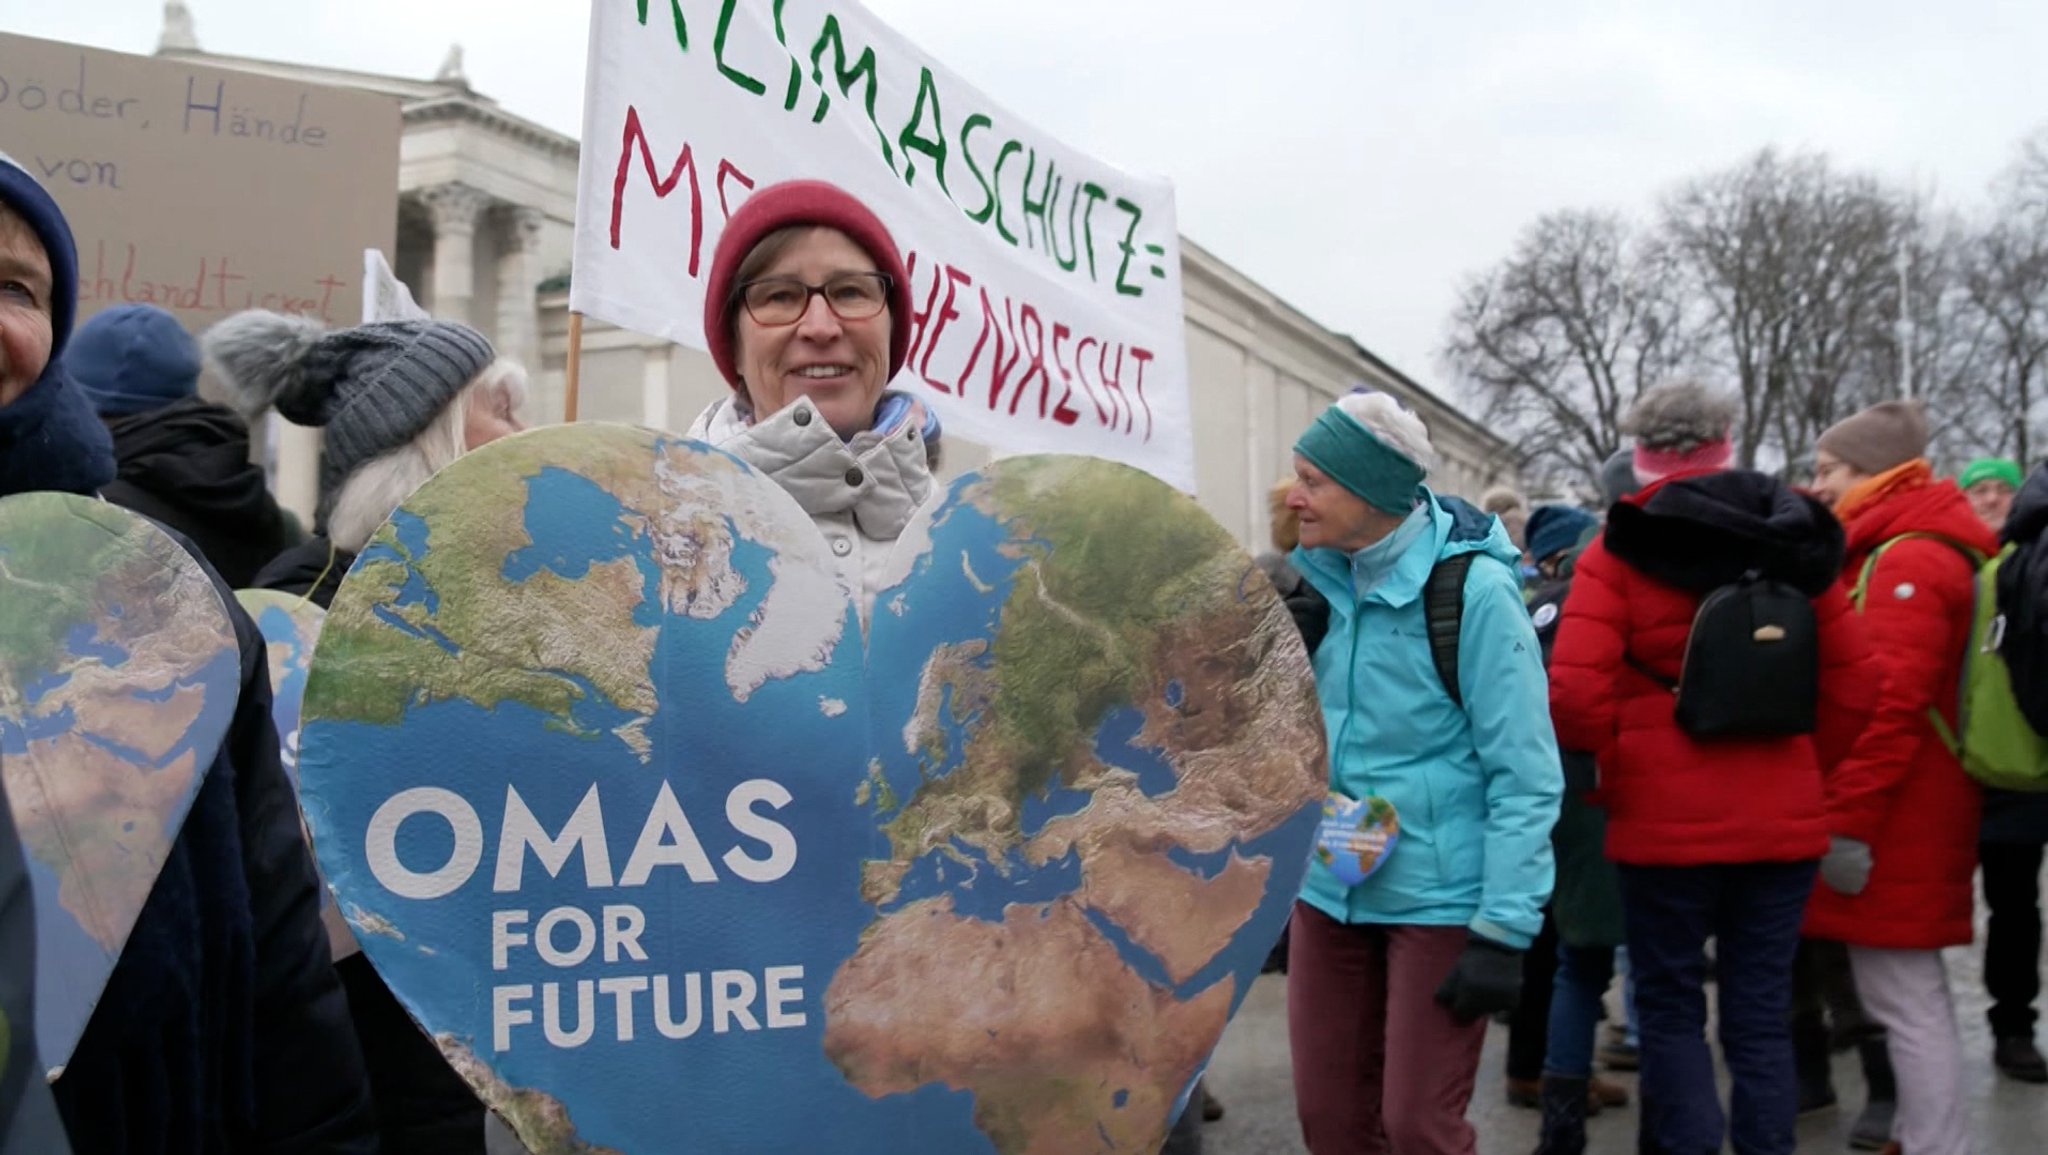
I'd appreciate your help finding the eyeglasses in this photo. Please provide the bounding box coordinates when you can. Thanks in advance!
[735,272,892,327]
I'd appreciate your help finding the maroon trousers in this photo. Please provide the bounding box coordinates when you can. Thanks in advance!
[1286,904,1487,1155]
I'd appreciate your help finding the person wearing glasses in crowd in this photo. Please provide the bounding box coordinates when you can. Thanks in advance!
[689,180,942,626]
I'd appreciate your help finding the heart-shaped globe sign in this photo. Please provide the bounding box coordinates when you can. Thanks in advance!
[1314,794,1401,887]
[0,492,238,1075]
[297,424,1325,1155]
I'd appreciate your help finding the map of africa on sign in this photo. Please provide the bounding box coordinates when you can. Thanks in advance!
[296,424,1324,1155]
[0,493,237,1075]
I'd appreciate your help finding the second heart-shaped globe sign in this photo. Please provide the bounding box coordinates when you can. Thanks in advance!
[297,424,1325,1155]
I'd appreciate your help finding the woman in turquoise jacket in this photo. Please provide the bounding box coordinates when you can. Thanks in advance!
[1284,392,1562,1155]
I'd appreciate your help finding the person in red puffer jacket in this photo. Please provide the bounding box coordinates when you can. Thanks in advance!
[1549,381,1880,1155]
[1806,401,1995,1155]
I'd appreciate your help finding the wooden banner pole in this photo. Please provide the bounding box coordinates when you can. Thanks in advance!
[564,311,585,423]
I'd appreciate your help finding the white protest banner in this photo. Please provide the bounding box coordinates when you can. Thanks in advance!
[572,0,1195,491]
[363,247,429,324]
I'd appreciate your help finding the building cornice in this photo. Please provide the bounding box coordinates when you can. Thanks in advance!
[1181,239,1505,452]
[157,47,580,160]
[402,96,580,160]
[158,46,451,101]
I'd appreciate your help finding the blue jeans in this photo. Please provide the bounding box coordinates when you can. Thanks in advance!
[1618,860,1818,1155]
[1544,943,1616,1077]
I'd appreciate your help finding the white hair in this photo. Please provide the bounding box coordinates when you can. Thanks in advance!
[327,359,529,552]
[1335,391,1438,476]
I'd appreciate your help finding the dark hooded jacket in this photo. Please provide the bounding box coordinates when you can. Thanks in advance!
[1986,466,2048,845]
[1528,548,1624,950]
[1,778,72,1155]
[0,157,375,1154]
[100,398,304,589]
[1549,470,1881,866]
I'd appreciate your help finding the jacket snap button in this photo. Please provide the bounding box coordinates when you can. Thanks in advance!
[832,538,853,557]
[793,408,812,427]
[845,467,865,487]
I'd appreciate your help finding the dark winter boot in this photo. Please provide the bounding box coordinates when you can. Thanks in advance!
[1849,1038,1897,1151]
[1532,1075,1590,1155]
[1792,1009,1838,1115]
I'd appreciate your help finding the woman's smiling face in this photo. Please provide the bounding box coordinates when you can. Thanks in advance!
[733,227,893,438]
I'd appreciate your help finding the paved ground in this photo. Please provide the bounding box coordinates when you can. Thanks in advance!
[483,885,2048,1154]
[1201,943,2048,1154]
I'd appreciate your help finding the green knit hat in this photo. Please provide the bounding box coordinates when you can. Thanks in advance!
[1959,457,2023,491]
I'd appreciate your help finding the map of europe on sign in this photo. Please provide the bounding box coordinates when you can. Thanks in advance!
[0,493,237,1074]
[295,424,1325,1155]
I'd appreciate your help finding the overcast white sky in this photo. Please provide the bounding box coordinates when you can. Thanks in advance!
[8,0,2045,394]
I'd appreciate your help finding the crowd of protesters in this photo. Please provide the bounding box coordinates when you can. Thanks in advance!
[6,141,2047,1155]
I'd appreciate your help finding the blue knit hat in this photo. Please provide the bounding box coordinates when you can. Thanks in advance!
[1526,504,1597,565]
[0,151,79,362]
[68,304,203,416]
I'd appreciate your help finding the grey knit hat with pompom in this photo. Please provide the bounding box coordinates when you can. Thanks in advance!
[201,310,494,518]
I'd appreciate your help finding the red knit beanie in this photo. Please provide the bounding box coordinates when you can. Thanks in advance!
[1633,438,1735,485]
[701,180,913,392]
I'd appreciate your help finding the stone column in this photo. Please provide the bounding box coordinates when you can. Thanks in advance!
[494,206,545,372]
[420,182,491,326]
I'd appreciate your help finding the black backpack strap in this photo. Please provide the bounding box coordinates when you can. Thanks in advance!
[1424,554,1476,707]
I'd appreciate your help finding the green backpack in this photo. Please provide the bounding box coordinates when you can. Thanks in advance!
[1853,535,2048,791]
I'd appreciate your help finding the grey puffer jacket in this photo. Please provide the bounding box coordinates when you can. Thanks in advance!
[688,394,940,625]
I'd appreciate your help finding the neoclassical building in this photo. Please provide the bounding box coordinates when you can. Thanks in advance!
[156,5,1515,552]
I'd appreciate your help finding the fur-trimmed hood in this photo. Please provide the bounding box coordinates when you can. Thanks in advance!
[1604,469,1845,596]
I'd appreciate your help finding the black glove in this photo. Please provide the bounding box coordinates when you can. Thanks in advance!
[1283,583,1330,654]
[1434,934,1523,1023]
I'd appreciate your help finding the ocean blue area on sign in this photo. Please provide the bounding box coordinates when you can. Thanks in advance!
[0,493,238,1076]
[295,432,1323,1155]
[237,593,323,779]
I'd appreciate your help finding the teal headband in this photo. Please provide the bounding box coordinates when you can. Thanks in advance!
[1295,406,1426,515]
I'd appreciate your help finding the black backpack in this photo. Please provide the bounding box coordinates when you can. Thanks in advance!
[1630,572,1821,739]
[1424,554,1476,706]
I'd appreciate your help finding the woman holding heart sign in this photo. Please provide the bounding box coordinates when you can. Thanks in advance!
[0,154,377,1153]
[207,301,530,1155]
[690,180,942,625]
[1282,392,1563,1155]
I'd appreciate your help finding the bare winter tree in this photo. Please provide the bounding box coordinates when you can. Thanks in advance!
[1445,132,2048,481]
[1443,209,1692,492]
[1661,149,1910,471]
[1959,128,2048,467]
[1900,212,2009,466]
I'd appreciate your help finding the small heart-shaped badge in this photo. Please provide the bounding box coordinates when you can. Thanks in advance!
[0,493,237,1074]
[296,426,1326,1154]
[1315,793,1401,886]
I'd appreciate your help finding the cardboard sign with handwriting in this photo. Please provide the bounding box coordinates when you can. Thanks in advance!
[0,32,400,329]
